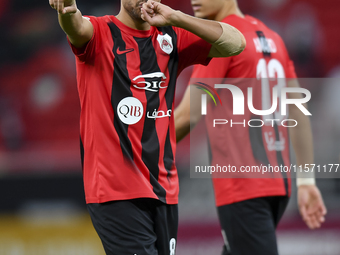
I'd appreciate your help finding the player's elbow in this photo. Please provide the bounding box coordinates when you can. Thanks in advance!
[175,114,190,142]
[189,110,202,127]
[226,27,246,57]
[209,24,246,58]
[289,104,309,119]
[175,111,190,131]
[236,31,247,55]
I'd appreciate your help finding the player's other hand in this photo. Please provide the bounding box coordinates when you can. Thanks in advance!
[298,185,327,229]
[49,0,77,14]
[141,0,178,27]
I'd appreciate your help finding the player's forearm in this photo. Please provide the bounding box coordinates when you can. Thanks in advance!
[174,88,191,142]
[171,11,246,57]
[174,109,191,143]
[175,86,203,142]
[58,10,93,48]
[171,11,221,43]
[58,10,82,37]
[289,108,314,166]
[289,104,315,182]
[287,80,315,181]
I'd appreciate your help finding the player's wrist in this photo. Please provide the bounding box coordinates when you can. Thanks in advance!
[58,10,77,16]
[57,4,78,15]
[296,177,316,187]
[296,165,315,187]
[169,10,184,27]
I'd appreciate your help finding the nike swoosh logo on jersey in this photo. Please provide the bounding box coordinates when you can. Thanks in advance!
[117,48,134,55]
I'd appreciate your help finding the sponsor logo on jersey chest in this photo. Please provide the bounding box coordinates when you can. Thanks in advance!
[117,97,143,125]
[132,72,167,92]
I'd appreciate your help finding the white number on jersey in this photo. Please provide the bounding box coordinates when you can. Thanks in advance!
[256,58,286,125]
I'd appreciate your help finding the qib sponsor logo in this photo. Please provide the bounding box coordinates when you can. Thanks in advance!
[117,97,143,125]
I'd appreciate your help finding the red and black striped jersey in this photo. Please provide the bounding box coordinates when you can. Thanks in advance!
[191,15,296,206]
[69,15,211,204]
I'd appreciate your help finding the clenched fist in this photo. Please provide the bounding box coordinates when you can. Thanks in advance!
[49,0,77,14]
[141,0,179,27]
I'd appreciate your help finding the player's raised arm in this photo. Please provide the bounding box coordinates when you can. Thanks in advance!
[49,0,93,48]
[141,1,246,58]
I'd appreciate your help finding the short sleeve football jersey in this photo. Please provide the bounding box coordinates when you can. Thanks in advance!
[69,15,212,204]
[191,15,296,206]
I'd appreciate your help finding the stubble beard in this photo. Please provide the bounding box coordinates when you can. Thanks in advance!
[124,0,147,22]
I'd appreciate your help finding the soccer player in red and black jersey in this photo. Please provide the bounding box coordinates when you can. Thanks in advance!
[49,0,245,254]
[175,0,327,254]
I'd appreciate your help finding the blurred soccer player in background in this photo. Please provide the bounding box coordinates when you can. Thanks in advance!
[175,0,327,254]
[49,0,245,254]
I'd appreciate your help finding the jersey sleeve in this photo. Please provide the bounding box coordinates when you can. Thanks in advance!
[67,16,101,63]
[174,27,212,73]
[286,59,297,79]
[278,37,297,79]
[191,56,231,79]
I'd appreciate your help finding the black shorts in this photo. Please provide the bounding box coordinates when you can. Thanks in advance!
[87,198,178,255]
[218,196,289,255]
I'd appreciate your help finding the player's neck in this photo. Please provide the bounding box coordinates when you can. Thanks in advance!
[116,11,151,31]
[214,3,244,21]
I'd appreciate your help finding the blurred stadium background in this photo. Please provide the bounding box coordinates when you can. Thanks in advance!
[0,0,340,254]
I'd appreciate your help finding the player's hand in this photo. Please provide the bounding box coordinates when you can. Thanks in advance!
[298,185,327,229]
[49,0,77,14]
[141,0,178,27]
